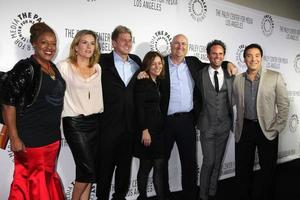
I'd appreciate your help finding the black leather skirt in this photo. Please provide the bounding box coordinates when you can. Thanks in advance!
[62,113,101,183]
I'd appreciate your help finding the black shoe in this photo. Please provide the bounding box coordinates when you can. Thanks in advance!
[136,195,147,200]
[165,193,174,200]
[198,196,207,200]
[208,195,216,200]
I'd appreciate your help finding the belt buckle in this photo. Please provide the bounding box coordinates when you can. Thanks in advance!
[170,112,187,117]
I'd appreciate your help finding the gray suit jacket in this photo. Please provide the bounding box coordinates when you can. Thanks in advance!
[233,67,290,142]
[195,66,234,131]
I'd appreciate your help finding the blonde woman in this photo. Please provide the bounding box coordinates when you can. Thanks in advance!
[57,30,103,200]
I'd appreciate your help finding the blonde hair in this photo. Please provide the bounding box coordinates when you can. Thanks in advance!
[69,30,100,67]
[111,25,132,41]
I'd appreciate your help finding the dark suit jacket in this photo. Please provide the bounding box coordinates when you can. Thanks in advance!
[100,52,142,135]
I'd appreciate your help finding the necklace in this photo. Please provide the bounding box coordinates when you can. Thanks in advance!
[33,55,56,80]
[43,63,56,80]
[75,65,95,79]
[48,69,56,80]
[74,64,96,100]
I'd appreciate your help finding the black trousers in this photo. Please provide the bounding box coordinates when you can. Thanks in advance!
[96,131,133,200]
[137,158,165,200]
[235,119,278,200]
[163,112,197,200]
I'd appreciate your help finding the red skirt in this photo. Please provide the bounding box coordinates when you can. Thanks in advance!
[8,140,65,200]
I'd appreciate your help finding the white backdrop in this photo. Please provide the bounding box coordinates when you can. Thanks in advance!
[1,0,300,199]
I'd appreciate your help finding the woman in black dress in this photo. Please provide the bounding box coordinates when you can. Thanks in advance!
[134,51,165,200]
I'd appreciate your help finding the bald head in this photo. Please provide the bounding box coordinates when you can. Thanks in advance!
[172,34,188,44]
[170,34,189,62]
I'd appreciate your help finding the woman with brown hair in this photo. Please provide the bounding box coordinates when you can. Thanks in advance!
[57,30,103,200]
[2,22,65,200]
[134,51,166,200]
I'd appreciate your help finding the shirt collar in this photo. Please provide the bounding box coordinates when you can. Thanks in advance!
[245,68,261,81]
[113,51,132,63]
[168,55,186,68]
[208,65,223,76]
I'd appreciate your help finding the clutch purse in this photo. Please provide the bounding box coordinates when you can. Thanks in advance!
[0,125,8,150]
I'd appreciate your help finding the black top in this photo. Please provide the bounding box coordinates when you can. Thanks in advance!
[17,71,65,147]
[135,78,163,132]
[134,78,164,159]
[2,56,66,147]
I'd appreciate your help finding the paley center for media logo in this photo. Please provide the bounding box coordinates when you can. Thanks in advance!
[294,54,300,73]
[188,0,207,22]
[235,44,246,71]
[150,30,172,56]
[289,114,299,133]
[261,15,274,37]
[10,12,43,51]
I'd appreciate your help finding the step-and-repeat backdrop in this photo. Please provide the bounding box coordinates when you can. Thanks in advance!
[1,0,300,199]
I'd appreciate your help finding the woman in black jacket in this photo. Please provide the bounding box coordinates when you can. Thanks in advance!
[134,51,165,200]
[2,22,65,200]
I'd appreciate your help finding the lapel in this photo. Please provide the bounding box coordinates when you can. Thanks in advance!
[106,52,140,88]
[106,52,124,85]
[224,70,233,105]
[201,66,210,102]
[127,69,139,87]
[238,72,246,107]
[256,67,266,103]
[185,57,196,80]
[164,56,171,93]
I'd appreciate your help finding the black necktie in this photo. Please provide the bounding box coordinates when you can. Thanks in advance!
[214,71,219,93]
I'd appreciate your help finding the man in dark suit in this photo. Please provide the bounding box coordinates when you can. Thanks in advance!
[195,40,234,200]
[96,25,142,200]
[160,34,236,200]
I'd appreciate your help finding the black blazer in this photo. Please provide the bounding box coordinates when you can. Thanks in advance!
[100,52,142,134]
[160,56,229,123]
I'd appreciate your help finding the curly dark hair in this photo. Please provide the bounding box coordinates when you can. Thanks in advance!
[206,39,226,55]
